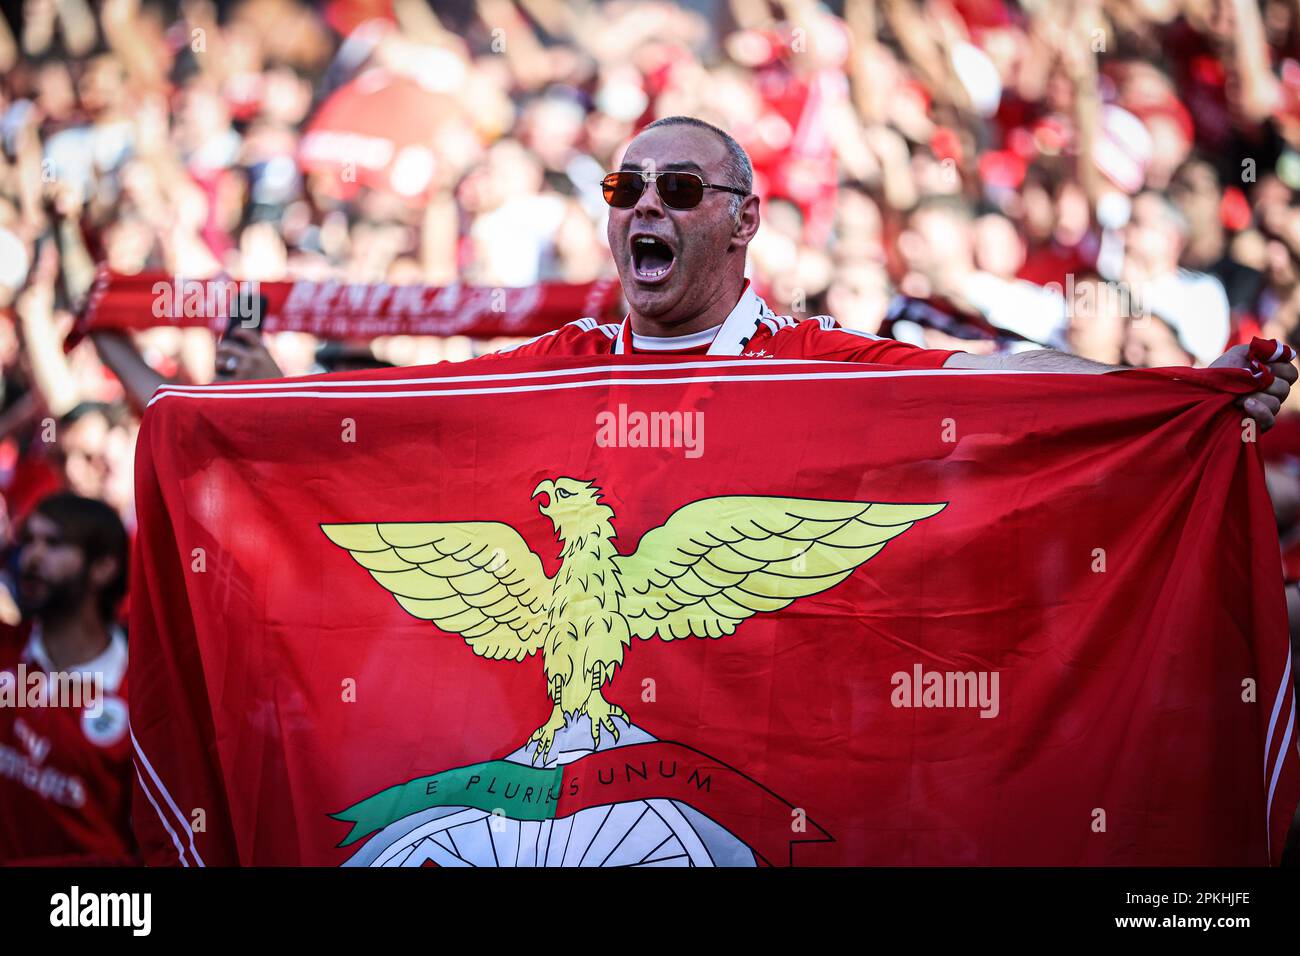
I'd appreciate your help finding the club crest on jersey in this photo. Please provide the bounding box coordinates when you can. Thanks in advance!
[82,696,128,747]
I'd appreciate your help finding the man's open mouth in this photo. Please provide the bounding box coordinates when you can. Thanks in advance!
[631,234,676,283]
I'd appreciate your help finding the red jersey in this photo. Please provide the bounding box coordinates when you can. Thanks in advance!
[0,622,135,864]
[487,281,960,367]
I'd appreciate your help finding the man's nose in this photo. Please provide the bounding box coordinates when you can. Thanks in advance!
[632,175,665,218]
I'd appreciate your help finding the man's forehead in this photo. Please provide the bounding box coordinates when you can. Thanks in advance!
[24,513,61,537]
[620,157,708,173]
[620,126,729,173]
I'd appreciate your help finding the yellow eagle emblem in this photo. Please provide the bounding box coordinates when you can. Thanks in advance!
[322,478,944,763]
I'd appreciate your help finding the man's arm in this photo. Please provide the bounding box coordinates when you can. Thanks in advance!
[944,349,1115,374]
[944,345,1298,430]
[92,327,285,415]
[90,331,168,415]
[16,245,82,418]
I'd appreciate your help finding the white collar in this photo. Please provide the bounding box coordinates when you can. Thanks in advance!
[631,324,722,351]
[613,281,766,356]
[23,623,128,694]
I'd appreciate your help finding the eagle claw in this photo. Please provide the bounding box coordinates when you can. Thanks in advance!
[528,705,567,765]
[582,691,626,748]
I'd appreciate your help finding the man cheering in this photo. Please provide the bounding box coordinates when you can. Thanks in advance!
[489,115,1296,428]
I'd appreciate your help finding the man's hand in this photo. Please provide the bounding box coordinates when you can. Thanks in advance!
[1210,343,1298,432]
[947,340,1298,431]
[214,327,283,382]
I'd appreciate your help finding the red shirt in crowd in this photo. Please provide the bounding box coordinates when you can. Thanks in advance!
[0,621,135,864]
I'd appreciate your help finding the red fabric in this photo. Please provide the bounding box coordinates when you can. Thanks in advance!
[71,271,623,348]
[950,0,1016,32]
[493,315,958,367]
[1018,239,1097,289]
[129,355,1299,866]
[978,149,1028,190]
[298,69,446,203]
[1283,547,1300,582]
[0,624,135,864]
[1261,413,1300,463]
[1221,187,1252,232]
[324,0,395,35]
[1227,312,1265,350]
[2,455,64,527]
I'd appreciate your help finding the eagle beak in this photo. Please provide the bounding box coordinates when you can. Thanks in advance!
[531,479,554,509]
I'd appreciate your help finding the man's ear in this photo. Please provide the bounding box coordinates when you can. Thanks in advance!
[730,194,761,250]
[88,555,120,593]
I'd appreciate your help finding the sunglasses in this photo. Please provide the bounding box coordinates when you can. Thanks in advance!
[601,170,749,210]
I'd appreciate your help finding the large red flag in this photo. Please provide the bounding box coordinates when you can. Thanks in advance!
[129,356,1299,866]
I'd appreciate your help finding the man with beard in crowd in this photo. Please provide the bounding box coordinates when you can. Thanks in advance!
[0,492,134,863]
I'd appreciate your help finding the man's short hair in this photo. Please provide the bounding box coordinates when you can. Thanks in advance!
[58,400,111,431]
[31,493,128,624]
[642,115,753,215]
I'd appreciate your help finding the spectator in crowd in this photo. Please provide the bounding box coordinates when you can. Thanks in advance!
[1064,271,1127,365]
[0,492,133,864]
[1123,189,1232,365]
[888,195,1068,351]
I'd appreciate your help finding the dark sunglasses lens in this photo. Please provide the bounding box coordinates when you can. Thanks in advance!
[658,173,703,209]
[603,173,643,208]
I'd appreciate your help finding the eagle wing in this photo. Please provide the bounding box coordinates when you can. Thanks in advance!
[321,521,551,660]
[614,497,944,640]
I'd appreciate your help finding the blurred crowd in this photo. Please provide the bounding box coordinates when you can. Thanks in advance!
[3,0,1300,555]
[3,0,1300,863]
